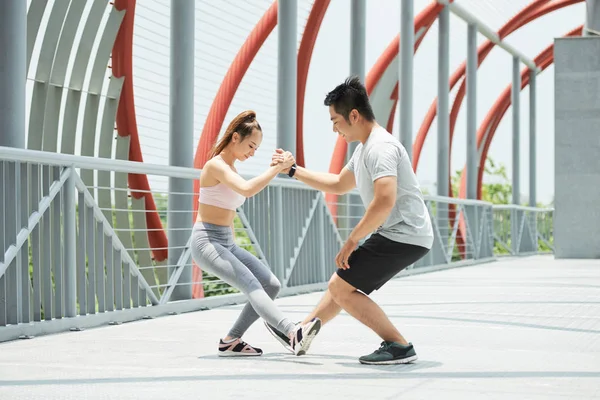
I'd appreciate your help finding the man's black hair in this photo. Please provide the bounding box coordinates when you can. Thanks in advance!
[324,76,376,122]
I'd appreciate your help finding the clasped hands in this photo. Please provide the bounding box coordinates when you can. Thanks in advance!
[270,148,295,174]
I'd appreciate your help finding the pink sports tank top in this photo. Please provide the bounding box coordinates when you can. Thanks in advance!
[199,183,246,211]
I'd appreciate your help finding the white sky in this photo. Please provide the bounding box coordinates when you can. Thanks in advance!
[25,0,587,205]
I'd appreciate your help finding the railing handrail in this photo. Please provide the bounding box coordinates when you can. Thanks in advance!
[493,204,554,212]
[423,194,491,207]
[0,146,320,190]
[0,146,555,212]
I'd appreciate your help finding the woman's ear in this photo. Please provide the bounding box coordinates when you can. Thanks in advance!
[231,132,239,143]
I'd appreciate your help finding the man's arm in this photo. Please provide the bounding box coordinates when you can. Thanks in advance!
[293,166,356,195]
[347,176,396,243]
[335,175,396,269]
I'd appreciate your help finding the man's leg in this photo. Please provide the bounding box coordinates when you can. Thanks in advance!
[301,286,343,326]
[328,273,408,345]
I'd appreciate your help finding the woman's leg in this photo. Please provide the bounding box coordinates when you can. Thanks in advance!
[191,240,296,338]
[226,245,282,339]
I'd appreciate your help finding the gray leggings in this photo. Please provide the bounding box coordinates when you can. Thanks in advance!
[191,222,296,339]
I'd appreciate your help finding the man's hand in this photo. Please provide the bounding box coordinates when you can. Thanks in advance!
[271,148,294,173]
[335,237,358,270]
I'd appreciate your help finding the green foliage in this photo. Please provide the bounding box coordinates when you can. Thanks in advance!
[450,157,512,205]
[449,157,554,256]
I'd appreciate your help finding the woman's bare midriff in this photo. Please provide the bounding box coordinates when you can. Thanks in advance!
[196,203,236,227]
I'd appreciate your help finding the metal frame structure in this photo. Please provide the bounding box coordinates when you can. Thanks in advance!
[0,145,553,341]
[0,1,569,335]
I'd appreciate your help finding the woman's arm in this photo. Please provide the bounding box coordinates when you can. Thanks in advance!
[209,155,294,198]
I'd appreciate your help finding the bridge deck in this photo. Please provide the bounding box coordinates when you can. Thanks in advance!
[1,255,599,399]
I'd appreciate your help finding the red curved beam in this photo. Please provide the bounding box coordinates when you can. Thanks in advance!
[296,0,331,167]
[446,0,564,256]
[447,0,582,168]
[113,0,168,261]
[452,26,582,252]
[414,0,582,172]
[467,25,583,201]
[414,0,580,259]
[325,1,443,218]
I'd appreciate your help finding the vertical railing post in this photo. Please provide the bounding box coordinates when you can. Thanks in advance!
[511,208,519,255]
[5,161,17,325]
[64,167,77,317]
[317,196,327,283]
[466,23,478,259]
[529,71,537,207]
[511,57,521,255]
[274,186,286,284]
[512,56,521,206]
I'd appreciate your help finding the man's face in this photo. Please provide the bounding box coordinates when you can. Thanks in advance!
[329,105,357,142]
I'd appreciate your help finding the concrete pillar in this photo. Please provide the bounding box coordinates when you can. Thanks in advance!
[400,0,414,161]
[348,0,366,158]
[436,6,450,262]
[585,0,600,36]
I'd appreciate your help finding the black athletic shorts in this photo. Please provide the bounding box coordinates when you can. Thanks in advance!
[336,233,430,295]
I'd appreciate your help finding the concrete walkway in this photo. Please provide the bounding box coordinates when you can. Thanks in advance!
[1,255,599,399]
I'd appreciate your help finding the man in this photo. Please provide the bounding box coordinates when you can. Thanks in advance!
[267,76,434,365]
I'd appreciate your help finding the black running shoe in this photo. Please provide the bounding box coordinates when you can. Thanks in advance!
[264,321,293,353]
[358,341,418,365]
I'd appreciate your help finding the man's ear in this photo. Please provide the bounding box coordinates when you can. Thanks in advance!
[350,109,360,124]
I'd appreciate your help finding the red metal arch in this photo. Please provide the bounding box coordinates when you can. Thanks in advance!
[296,0,331,167]
[413,0,582,173]
[451,26,582,250]
[461,25,583,201]
[113,0,168,261]
[441,0,580,257]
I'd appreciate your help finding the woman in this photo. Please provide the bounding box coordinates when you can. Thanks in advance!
[192,110,321,357]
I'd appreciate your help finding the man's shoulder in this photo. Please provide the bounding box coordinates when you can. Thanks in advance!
[367,127,402,147]
[365,134,401,157]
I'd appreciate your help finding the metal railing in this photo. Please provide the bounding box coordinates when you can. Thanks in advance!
[0,146,554,341]
[493,205,554,256]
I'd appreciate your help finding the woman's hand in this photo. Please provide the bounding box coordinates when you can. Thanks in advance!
[271,148,295,173]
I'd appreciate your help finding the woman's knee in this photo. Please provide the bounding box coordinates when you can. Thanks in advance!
[264,276,282,298]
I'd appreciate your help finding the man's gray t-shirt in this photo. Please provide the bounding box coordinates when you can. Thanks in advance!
[346,126,434,249]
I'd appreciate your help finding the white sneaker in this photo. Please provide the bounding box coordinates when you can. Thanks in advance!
[290,318,321,356]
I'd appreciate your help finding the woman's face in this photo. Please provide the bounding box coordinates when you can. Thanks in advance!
[230,128,262,161]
